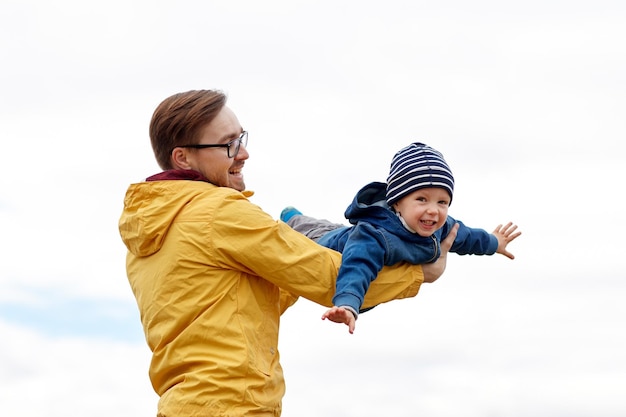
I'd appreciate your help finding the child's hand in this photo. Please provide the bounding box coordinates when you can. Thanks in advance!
[322,306,356,334]
[492,222,522,259]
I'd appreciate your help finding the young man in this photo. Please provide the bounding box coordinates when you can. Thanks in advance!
[118,90,456,417]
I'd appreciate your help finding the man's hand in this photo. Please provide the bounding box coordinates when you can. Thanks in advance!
[422,222,459,283]
[322,306,357,334]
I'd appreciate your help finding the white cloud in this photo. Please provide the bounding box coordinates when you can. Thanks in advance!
[279,269,626,416]
[0,320,156,417]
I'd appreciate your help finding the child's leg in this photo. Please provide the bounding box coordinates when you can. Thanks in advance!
[285,213,345,242]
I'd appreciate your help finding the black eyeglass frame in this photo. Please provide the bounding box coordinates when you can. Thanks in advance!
[177,131,248,158]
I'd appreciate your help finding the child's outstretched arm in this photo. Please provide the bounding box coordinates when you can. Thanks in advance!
[322,306,357,334]
[493,222,522,259]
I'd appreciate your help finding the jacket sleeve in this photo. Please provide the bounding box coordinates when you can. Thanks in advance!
[210,193,424,309]
[278,289,299,315]
[446,216,498,255]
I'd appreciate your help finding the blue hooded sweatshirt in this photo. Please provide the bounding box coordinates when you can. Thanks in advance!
[318,181,498,315]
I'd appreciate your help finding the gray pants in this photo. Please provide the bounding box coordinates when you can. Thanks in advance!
[286,214,345,242]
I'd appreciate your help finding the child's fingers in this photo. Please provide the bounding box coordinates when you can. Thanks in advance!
[494,222,522,241]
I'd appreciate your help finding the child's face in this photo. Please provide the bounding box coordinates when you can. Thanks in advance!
[393,187,450,237]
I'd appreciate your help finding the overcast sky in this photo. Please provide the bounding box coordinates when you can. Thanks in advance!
[1,1,625,416]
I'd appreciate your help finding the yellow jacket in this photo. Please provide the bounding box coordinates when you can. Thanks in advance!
[119,175,424,416]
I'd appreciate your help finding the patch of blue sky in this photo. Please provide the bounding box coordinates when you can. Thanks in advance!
[0,291,145,343]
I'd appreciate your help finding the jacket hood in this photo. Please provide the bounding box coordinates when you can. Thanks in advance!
[118,169,252,257]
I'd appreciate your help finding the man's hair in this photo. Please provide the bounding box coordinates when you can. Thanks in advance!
[149,89,228,170]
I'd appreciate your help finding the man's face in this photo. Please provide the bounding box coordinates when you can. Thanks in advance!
[180,106,249,191]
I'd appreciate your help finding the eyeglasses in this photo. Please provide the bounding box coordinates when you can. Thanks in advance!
[178,131,248,158]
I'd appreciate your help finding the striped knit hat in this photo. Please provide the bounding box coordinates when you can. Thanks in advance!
[386,142,455,206]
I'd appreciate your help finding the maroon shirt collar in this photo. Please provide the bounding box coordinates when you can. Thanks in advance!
[146,169,210,183]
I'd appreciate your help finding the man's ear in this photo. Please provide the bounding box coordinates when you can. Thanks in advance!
[170,147,192,170]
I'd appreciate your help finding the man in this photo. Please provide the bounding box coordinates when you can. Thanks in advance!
[118,89,457,416]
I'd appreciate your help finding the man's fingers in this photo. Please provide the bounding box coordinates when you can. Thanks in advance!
[441,223,459,252]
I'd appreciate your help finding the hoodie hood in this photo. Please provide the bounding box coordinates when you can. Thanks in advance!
[345,181,393,225]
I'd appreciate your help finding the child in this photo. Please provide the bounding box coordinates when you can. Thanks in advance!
[281,142,521,334]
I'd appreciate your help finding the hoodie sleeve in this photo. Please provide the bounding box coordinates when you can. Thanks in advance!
[330,222,387,314]
[445,216,498,255]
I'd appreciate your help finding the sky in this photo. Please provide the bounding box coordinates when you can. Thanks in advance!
[1,0,625,416]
